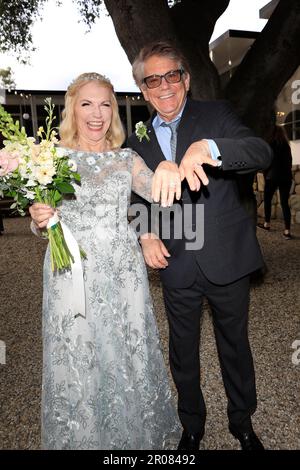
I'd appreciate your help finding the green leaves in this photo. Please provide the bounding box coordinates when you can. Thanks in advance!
[72,172,81,183]
[0,104,28,144]
[0,97,81,218]
[53,190,62,204]
[55,181,75,194]
[43,97,57,141]
[0,0,47,61]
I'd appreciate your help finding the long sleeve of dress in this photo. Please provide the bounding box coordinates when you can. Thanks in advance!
[130,151,154,203]
[129,150,161,237]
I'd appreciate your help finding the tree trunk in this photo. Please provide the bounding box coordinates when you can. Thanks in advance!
[169,0,229,98]
[104,0,300,222]
[104,0,229,99]
[225,0,300,138]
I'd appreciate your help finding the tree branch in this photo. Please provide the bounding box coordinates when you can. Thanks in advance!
[225,0,300,136]
[104,0,229,99]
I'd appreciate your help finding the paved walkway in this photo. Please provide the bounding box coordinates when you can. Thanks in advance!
[0,216,299,449]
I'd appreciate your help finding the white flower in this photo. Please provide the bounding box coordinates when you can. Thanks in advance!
[23,189,36,200]
[25,179,37,187]
[38,150,53,164]
[33,164,56,186]
[55,147,66,159]
[37,126,44,138]
[68,159,77,172]
[87,156,96,165]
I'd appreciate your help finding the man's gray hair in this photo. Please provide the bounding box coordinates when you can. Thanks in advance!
[132,41,191,87]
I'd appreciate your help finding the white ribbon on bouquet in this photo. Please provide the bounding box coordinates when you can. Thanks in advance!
[47,212,86,319]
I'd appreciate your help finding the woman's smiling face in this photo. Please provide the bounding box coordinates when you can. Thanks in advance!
[74,81,113,151]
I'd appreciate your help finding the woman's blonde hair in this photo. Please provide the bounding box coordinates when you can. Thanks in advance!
[59,72,125,149]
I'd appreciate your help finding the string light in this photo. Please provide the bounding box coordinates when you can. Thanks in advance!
[6,89,143,103]
[3,89,146,129]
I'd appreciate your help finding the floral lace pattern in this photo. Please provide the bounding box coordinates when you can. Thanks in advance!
[41,148,180,449]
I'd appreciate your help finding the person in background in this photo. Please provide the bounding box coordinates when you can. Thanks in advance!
[258,125,293,239]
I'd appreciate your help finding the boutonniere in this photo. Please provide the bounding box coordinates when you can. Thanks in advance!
[135,121,150,142]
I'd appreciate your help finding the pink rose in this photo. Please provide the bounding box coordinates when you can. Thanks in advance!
[0,149,20,176]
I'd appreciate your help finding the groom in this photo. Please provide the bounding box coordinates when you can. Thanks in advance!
[128,41,272,450]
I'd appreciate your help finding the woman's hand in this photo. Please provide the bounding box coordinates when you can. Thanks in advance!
[29,203,55,229]
[151,161,182,207]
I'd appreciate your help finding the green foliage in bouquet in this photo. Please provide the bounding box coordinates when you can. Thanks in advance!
[0,98,86,271]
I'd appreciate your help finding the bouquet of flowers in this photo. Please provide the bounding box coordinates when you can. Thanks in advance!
[0,97,85,272]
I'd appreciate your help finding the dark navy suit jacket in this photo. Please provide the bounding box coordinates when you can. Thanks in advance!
[128,98,273,287]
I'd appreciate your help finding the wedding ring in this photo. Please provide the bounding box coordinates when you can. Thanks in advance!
[169,181,176,187]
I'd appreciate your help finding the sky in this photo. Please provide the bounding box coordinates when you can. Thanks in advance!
[0,0,270,92]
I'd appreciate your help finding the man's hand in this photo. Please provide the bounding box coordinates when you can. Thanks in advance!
[179,140,219,191]
[152,160,181,207]
[140,234,170,269]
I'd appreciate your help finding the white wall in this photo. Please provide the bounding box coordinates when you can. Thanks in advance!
[291,140,300,165]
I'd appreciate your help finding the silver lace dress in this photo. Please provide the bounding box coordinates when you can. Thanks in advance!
[41,148,180,450]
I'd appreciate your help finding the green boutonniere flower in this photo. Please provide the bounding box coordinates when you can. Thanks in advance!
[135,121,150,142]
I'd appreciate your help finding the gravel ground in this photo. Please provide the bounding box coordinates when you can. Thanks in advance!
[0,215,299,450]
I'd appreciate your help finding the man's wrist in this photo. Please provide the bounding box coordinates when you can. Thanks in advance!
[217,156,222,167]
[140,232,159,241]
[191,140,210,157]
[204,139,221,161]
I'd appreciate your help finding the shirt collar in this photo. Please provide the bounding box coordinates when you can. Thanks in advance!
[153,98,187,130]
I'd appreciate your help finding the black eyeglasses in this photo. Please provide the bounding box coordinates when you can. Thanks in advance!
[143,69,185,89]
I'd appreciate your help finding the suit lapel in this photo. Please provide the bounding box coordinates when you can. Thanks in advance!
[135,118,166,171]
[132,99,205,169]
[147,121,166,166]
[176,98,201,164]
[144,100,202,167]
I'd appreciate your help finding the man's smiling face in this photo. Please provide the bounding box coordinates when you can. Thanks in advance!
[141,55,190,122]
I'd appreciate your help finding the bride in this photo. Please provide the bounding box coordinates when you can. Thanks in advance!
[29,72,181,450]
